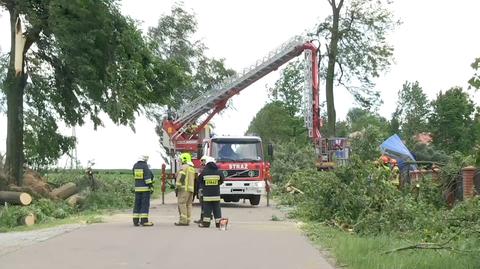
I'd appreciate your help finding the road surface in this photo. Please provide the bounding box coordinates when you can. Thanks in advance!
[0,193,335,269]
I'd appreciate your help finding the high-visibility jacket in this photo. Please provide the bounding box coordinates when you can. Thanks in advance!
[133,161,154,192]
[198,162,224,202]
[391,165,400,186]
[176,164,195,193]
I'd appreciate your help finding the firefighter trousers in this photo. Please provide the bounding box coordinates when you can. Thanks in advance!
[201,201,221,227]
[133,192,151,225]
[177,189,193,224]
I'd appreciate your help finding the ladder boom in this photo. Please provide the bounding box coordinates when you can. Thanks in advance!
[174,36,308,126]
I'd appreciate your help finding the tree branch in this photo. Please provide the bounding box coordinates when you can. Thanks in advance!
[383,232,465,254]
[336,58,344,83]
[23,27,43,54]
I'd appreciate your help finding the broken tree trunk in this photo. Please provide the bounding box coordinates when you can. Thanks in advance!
[0,191,32,205]
[19,213,35,226]
[52,182,78,200]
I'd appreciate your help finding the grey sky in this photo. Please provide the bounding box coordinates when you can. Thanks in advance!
[0,0,479,169]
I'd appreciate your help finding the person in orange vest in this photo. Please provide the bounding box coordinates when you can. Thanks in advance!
[390,159,400,188]
[174,153,196,226]
[376,155,391,179]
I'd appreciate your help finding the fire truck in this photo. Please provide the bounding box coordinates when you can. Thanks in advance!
[160,35,348,205]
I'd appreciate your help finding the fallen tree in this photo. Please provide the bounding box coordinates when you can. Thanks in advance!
[0,191,32,205]
[52,182,78,200]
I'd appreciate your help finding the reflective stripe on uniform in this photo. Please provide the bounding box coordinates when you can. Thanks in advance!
[203,196,221,202]
[132,213,140,218]
[145,178,153,184]
[203,175,220,186]
[134,169,144,179]
[139,214,149,218]
[135,186,150,192]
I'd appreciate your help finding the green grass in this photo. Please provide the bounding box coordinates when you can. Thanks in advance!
[1,169,173,232]
[302,223,480,269]
[0,212,105,233]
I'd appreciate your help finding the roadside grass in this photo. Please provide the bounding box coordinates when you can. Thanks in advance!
[1,169,172,232]
[0,212,104,233]
[302,223,480,269]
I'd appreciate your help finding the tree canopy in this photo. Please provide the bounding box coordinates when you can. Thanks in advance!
[429,87,476,154]
[392,81,430,147]
[314,0,399,134]
[0,0,186,183]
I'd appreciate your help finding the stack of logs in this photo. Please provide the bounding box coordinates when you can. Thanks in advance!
[0,170,84,227]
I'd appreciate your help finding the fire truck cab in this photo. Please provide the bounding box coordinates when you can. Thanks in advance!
[202,136,266,205]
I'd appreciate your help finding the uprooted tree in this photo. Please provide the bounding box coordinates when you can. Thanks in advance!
[0,0,186,185]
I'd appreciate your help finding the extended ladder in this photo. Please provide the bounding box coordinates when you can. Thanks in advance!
[173,36,309,126]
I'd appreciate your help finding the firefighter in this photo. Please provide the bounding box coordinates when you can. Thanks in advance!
[376,155,392,180]
[175,152,196,226]
[197,156,224,228]
[390,159,400,188]
[194,155,208,224]
[132,155,154,226]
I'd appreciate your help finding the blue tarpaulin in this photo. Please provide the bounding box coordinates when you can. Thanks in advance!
[380,134,417,171]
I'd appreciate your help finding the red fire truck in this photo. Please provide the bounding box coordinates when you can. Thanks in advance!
[160,35,346,205]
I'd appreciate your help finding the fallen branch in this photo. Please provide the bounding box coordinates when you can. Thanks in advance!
[383,233,459,254]
[383,243,454,254]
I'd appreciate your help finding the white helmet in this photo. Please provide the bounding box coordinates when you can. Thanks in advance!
[200,155,215,165]
[139,155,149,162]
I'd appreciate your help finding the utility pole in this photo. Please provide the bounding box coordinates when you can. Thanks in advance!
[70,127,78,169]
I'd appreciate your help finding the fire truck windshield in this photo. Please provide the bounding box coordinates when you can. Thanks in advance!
[212,140,263,162]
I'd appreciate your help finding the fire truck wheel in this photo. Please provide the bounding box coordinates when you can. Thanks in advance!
[249,195,261,206]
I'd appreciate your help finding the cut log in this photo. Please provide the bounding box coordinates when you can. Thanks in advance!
[19,213,36,226]
[66,194,86,207]
[52,182,78,200]
[0,191,32,205]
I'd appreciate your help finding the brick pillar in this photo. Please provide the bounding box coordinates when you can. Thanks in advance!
[462,166,476,199]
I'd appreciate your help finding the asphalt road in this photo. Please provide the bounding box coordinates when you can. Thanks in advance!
[0,193,335,269]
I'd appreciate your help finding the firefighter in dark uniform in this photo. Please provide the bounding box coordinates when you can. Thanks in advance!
[194,155,208,224]
[132,155,154,226]
[197,156,224,228]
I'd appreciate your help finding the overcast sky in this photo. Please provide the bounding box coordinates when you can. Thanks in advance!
[0,0,479,169]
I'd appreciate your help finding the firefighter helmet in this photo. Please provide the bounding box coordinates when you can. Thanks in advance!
[179,152,192,164]
[139,155,149,162]
[200,155,215,165]
[379,155,389,165]
[390,159,398,165]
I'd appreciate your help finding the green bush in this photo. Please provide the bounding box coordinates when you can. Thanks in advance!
[273,146,479,244]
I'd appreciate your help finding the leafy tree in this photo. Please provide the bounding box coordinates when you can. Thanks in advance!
[23,109,75,170]
[313,0,399,135]
[0,0,184,184]
[246,102,308,161]
[345,108,390,160]
[269,60,304,117]
[393,81,430,147]
[468,58,480,90]
[429,87,476,154]
[147,4,235,108]
[346,107,390,134]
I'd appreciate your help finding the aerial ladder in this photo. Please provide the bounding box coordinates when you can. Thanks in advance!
[161,35,323,163]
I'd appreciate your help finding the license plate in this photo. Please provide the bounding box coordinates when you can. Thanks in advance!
[231,188,245,193]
